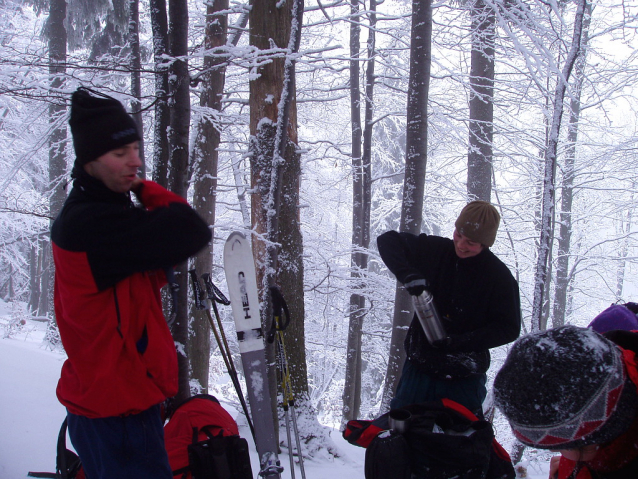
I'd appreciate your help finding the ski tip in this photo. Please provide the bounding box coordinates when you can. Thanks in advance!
[226,231,247,243]
[224,231,247,256]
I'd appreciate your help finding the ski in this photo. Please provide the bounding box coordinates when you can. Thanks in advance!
[224,231,283,479]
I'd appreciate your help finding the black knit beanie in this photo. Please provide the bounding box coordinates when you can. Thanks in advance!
[493,325,637,449]
[454,201,500,247]
[69,87,140,166]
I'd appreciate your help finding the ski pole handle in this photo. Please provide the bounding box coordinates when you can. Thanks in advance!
[188,269,206,310]
[271,286,291,330]
[202,273,230,306]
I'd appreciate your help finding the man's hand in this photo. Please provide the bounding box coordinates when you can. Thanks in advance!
[404,277,427,296]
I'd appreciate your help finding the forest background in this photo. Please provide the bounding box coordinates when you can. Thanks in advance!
[1,0,637,469]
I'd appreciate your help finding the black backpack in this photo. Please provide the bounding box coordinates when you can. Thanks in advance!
[181,426,252,479]
[344,398,515,479]
[364,430,412,479]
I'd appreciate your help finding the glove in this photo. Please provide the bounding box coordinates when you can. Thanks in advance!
[404,277,427,296]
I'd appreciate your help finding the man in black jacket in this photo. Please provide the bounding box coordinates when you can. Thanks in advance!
[378,201,521,415]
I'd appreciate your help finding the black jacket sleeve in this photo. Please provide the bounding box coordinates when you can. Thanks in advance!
[60,186,211,290]
[377,230,427,285]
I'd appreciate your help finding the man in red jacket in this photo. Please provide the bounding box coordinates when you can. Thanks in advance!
[51,88,211,479]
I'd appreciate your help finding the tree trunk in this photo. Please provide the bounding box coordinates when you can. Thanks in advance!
[616,201,634,301]
[189,0,228,393]
[150,0,170,188]
[249,0,307,430]
[167,0,191,403]
[531,0,587,333]
[343,0,363,424]
[467,0,495,202]
[129,0,145,177]
[46,0,68,319]
[28,244,39,313]
[380,0,432,414]
[343,0,376,423]
[552,2,592,327]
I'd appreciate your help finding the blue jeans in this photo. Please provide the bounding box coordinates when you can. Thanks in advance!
[391,359,487,416]
[67,405,173,479]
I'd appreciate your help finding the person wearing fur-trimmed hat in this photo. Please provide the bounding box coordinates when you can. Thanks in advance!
[494,325,638,479]
[377,200,521,416]
[51,87,211,479]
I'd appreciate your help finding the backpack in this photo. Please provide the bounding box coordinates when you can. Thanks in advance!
[344,398,515,479]
[164,394,253,479]
[364,430,412,479]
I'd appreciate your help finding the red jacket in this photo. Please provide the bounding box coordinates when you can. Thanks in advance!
[51,172,211,418]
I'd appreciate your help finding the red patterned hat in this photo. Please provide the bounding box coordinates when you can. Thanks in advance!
[494,326,637,449]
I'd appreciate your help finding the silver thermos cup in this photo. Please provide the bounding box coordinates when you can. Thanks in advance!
[413,290,447,344]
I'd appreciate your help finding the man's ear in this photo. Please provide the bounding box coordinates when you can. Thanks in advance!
[83,161,95,177]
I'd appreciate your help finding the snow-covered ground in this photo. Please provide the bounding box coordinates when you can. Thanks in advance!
[0,301,551,479]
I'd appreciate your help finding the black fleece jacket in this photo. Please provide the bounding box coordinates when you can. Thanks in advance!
[52,169,212,291]
[377,231,521,378]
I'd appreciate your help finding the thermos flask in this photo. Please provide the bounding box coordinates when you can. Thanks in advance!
[413,290,447,344]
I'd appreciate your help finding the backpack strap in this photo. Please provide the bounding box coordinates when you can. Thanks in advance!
[28,419,81,479]
[57,418,70,479]
[441,397,479,421]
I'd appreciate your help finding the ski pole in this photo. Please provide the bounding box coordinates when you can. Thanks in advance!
[269,286,306,479]
[188,269,256,441]
[275,327,306,479]
[202,272,237,377]
[201,272,252,429]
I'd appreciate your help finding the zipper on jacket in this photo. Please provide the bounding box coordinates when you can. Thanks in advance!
[113,286,124,339]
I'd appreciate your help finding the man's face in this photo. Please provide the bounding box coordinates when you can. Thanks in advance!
[453,229,484,259]
[84,142,141,193]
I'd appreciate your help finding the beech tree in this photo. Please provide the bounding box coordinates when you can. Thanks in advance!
[128,0,145,175]
[380,0,432,413]
[166,0,192,402]
[552,2,592,328]
[342,0,377,423]
[467,0,495,202]
[189,0,229,393]
[531,0,587,333]
[44,0,68,318]
[150,0,170,187]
